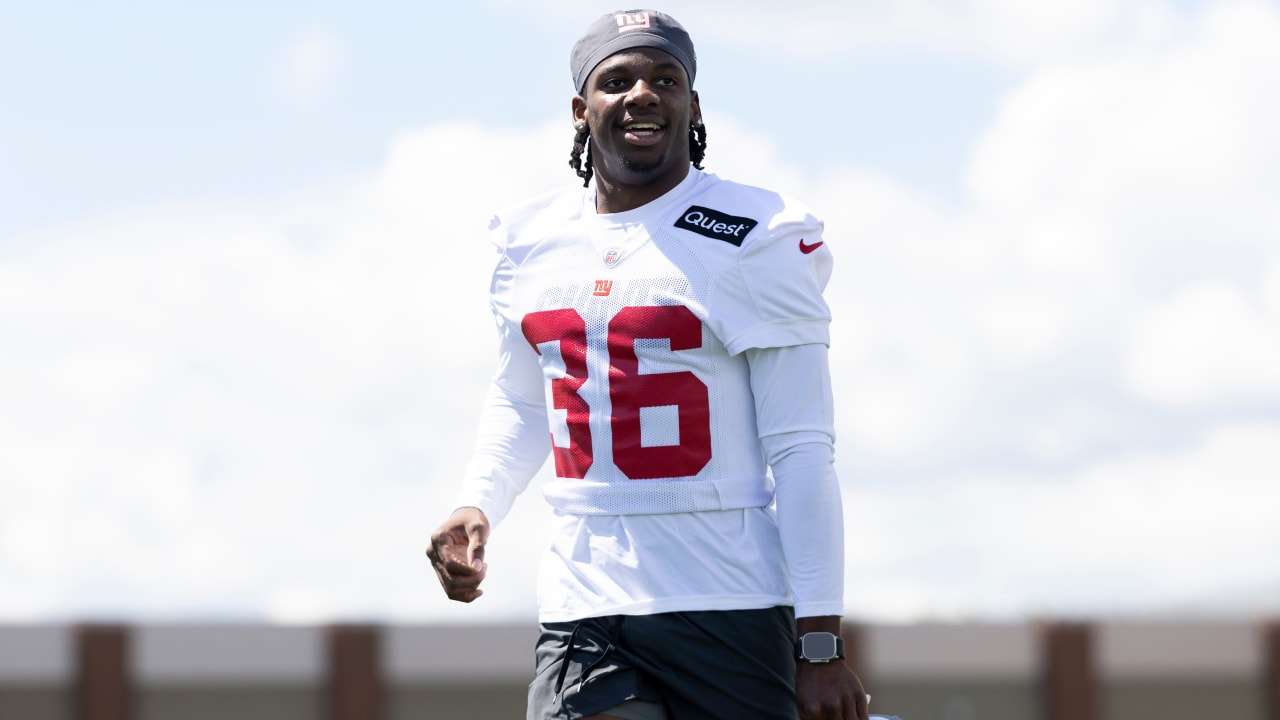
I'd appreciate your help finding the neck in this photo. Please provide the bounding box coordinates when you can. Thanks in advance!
[594,164,691,214]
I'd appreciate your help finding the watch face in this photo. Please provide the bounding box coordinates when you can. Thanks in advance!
[802,633,837,659]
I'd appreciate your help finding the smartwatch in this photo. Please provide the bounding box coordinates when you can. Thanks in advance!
[795,632,845,663]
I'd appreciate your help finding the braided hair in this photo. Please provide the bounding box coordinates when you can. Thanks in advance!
[569,123,708,187]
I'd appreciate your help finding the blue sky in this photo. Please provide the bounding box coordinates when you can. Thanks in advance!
[1,2,1015,236]
[2,0,1278,624]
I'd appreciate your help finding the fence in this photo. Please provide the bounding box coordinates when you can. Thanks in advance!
[2,621,1278,719]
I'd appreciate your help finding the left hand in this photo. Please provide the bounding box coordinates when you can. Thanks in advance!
[795,616,868,720]
[795,660,868,720]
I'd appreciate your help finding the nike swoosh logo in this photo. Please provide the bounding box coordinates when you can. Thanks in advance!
[799,239,824,254]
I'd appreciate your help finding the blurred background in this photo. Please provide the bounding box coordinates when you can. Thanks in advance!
[2,0,1277,718]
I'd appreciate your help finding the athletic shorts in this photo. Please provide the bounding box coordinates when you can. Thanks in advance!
[527,607,798,720]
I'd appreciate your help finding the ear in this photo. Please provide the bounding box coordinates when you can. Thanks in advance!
[690,90,702,127]
[571,95,588,131]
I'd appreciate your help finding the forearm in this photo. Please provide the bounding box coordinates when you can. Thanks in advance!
[455,378,549,526]
[772,440,846,617]
[746,343,845,618]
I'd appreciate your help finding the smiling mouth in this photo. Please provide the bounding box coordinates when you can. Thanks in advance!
[623,122,663,136]
[620,121,666,146]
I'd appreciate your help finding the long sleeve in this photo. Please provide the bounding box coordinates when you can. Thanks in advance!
[746,343,845,618]
[453,377,551,527]
[454,297,552,526]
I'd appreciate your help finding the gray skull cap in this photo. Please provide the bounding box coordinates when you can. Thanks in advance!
[570,10,697,94]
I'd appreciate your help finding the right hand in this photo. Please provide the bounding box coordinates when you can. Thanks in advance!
[425,507,490,602]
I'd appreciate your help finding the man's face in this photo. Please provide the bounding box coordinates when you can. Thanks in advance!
[572,47,701,191]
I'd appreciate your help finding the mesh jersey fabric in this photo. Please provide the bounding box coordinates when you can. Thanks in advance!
[456,167,842,622]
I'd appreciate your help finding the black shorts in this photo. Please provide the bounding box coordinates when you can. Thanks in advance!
[527,606,798,720]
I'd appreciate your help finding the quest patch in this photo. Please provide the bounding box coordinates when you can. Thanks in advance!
[674,205,758,246]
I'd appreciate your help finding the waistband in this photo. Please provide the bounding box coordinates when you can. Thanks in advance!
[541,475,774,515]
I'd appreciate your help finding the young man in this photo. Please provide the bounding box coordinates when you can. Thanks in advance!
[427,10,868,720]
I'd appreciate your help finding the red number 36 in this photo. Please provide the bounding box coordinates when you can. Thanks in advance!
[521,305,712,480]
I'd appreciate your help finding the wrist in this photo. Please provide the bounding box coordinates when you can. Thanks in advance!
[795,632,845,663]
[795,616,846,664]
[796,615,842,635]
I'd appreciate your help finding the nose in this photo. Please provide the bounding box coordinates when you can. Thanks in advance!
[624,79,659,106]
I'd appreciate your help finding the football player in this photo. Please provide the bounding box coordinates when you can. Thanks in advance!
[428,9,868,720]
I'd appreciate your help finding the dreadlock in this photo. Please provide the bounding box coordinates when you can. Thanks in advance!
[570,124,594,187]
[569,123,708,188]
[690,123,707,170]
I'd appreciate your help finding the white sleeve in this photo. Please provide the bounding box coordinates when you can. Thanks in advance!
[453,268,552,527]
[453,377,550,527]
[712,208,833,356]
[746,343,845,618]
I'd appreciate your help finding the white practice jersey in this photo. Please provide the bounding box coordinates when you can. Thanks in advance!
[460,167,836,622]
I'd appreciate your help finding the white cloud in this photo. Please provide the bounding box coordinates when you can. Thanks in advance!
[963,0,1280,408]
[970,1,1280,218]
[811,0,1280,458]
[1125,280,1280,403]
[841,421,1275,619]
[0,121,570,621]
[820,1,1280,619]
[844,423,1280,621]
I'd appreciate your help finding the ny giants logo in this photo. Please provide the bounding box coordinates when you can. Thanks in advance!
[615,12,651,32]
[593,279,614,297]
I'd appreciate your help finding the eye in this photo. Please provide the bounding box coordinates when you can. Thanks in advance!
[655,76,678,87]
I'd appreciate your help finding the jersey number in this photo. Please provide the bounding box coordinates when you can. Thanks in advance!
[522,305,712,480]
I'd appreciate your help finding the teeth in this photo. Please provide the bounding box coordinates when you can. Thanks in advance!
[625,123,661,131]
